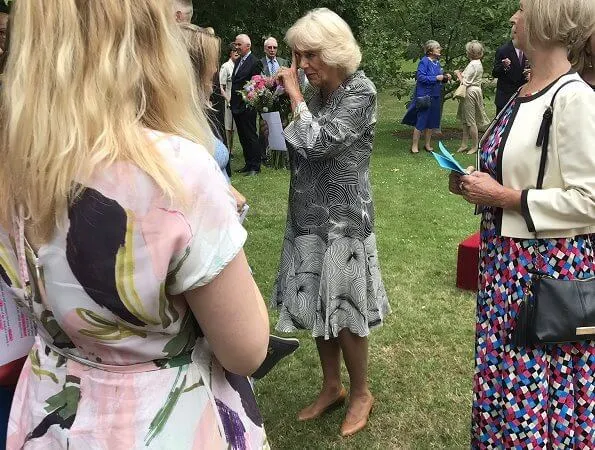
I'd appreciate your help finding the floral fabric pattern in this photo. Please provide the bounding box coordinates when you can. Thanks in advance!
[1,131,268,449]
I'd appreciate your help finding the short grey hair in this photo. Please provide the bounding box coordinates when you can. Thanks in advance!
[285,8,361,75]
[465,40,484,59]
[264,37,278,48]
[424,40,441,55]
[173,0,193,23]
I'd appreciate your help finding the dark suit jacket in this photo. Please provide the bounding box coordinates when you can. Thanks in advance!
[260,56,288,76]
[231,53,262,114]
[492,41,527,109]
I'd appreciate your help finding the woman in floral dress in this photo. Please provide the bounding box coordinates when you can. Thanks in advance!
[0,1,270,448]
[451,0,595,447]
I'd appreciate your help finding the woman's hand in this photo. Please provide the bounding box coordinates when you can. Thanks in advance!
[436,74,445,81]
[230,186,246,214]
[458,171,521,211]
[449,166,475,195]
[276,55,303,105]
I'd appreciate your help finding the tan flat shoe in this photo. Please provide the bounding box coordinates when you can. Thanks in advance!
[466,148,477,154]
[340,395,374,437]
[456,146,468,153]
[297,387,347,421]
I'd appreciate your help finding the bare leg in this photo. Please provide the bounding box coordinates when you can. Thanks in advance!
[458,124,469,152]
[297,337,345,420]
[424,129,433,151]
[467,123,479,154]
[338,329,374,436]
[411,128,421,153]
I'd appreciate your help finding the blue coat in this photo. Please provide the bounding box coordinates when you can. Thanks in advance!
[401,57,444,130]
[414,56,443,98]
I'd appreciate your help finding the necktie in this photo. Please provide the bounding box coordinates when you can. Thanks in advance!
[517,50,524,64]
[269,59,277,76]
[234,57,245,75]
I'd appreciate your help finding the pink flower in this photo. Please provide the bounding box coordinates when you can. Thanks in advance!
[246,91,256,101]
[251,75,264,84]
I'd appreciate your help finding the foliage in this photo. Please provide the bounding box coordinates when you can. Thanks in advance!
[194,0,517,96]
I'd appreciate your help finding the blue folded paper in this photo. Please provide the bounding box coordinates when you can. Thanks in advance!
[431,142,469,175]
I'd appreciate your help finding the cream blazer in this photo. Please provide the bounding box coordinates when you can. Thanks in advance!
[476,72,595,239]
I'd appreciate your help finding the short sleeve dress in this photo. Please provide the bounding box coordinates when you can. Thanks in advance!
[271,71,390,339]
[2,131,268,449]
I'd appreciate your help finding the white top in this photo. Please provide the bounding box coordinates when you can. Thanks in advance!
[219,59,235,97]
[461,59,484,88]
[477,73,595,238]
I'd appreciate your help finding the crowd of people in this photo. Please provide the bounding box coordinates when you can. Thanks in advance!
[0,0,593,449]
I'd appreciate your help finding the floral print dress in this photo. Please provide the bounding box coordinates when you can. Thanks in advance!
[0,131,268,449]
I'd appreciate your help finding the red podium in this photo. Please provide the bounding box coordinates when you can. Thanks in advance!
[0,357,26,387]
[457,232,480,291]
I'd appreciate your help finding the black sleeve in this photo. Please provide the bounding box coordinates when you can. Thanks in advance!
[492,47,506,79]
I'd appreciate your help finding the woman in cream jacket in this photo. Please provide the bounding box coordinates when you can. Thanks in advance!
[450,0,595,447]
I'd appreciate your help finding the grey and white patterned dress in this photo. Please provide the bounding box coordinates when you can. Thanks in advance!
[271,71,390,339]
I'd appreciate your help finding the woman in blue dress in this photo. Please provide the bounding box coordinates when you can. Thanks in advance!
[402,40,451,153]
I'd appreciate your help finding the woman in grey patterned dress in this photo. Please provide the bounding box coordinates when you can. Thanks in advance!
[274,8,390,437]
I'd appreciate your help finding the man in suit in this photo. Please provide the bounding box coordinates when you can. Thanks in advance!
[259,37,288,164]
[231,34,262,176]
[492,39,528,114]
[261,37,287,77]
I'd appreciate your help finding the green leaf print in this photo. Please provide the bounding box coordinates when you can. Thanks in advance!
[158,282,179,329]
[76,308,147,340]
[44,381,81,421]
[30,349,59,384]
[40,310,75,348]
[165,246,191,288]
[115,209,160,326]
[145,366,188,446]
[0,239,20,288]
[162,311,198,358]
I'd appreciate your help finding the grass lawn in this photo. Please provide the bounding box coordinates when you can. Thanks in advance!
[231,94,497,449]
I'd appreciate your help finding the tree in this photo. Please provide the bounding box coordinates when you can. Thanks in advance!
[357,0,517,97]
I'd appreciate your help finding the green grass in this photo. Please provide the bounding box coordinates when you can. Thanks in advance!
[231,96,497,449]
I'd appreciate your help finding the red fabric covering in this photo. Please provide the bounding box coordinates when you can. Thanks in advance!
[0,357,26,387]
[457,232,480,291]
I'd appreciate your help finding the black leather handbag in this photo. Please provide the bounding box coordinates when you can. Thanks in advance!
[511,78,595,347]
[415,95,431,111]
[513,273,595,346]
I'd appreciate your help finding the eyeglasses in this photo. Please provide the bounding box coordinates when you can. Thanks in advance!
[267,46,277,49]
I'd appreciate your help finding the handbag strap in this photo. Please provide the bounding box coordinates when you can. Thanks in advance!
[534,79,582,189]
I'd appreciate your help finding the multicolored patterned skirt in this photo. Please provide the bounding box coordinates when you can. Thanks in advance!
[472,207,595,448]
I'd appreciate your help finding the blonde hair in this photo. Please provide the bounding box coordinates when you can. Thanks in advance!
[465,40,484,59]
[179,24,221,98]
[286,8,361,75]
[568,3,595,74]
[525,0,594,56]
[0,0,213,241]
[424,40,441,56]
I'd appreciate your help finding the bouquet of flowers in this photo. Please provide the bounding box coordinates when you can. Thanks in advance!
[240,74,292,169]
[240,74,290,117]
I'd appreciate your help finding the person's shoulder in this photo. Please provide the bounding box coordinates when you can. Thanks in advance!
[549,73,595,115]
[147,130,218,179]
[346,71,376,97]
